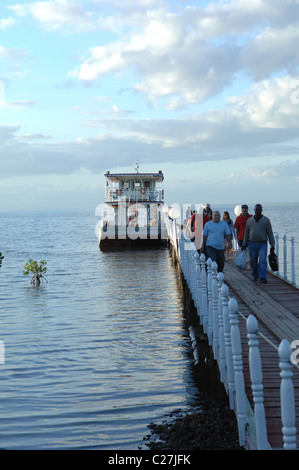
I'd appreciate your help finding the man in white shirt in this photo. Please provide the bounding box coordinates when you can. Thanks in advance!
[202,210,232,272]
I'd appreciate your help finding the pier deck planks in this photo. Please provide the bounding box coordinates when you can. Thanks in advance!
[222,256,299,449]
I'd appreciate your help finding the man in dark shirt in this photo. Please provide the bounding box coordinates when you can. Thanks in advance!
[242,204,275,283]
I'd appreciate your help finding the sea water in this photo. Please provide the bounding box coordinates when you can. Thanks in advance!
[0,209,199,450]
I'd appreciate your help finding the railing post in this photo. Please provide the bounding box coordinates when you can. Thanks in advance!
[275,233,279,275]
[185,239,192,287]
[189,245,195,301]
[212,261,219,361]
[207,258,213,346]
[279,339,297,450]
[217,272,226,382]
[179,237,185,279]
[229,297,247,447]
[221,283,235,410]
[200,254,208,334]
[195,251,202,321]
[283,233,287,280]
[246,315,268,450]
[291,236,295,286]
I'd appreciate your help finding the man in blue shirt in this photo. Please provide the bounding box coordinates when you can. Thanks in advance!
[202,210,232,272]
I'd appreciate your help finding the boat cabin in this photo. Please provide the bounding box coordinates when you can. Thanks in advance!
[104,170,164,204]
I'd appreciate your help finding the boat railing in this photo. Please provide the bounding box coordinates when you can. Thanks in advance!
[105,188,164,203]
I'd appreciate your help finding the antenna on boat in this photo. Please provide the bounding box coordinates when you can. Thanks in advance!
[135,160,139,173]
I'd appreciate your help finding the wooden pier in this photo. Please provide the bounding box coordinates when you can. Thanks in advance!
[165,215,299,450]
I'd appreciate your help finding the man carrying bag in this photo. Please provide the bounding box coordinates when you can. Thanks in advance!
[242,204,276,283]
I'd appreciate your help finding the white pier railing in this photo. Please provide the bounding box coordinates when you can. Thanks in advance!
[273,233,298,287]
[165,219,298,450]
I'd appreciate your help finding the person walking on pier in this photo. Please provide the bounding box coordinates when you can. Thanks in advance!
[234,204,251,247]
[242,204,275,283]
[222,211,236,255]
[201,210,232,272]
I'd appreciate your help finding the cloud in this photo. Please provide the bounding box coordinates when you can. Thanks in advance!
[0,17,16,30]
[241,24,299,80]
[0,124,21,139]
[9,0,90,32]
[0,99,36,109]
[65,0,299,109]
[227,75,299,128]
[1,77,299,181]
[245,159,299,181]
[79,74,299,155]
[8,1,299,107]
[0,45,29,61]
[69,16,240,105]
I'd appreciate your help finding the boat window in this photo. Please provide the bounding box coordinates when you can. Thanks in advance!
[144,180,151,188]
[133,181,141,189]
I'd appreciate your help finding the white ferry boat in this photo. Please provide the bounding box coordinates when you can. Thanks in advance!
[97,162,169,250]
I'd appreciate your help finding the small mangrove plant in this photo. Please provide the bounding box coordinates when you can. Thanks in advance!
[0,252,4,267]
[23,259,48,286]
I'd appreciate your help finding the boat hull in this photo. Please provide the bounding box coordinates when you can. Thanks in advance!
[98,225,169,251]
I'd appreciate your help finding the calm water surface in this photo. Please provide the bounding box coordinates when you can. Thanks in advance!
[0,210,200,450]
[0,203,298,449]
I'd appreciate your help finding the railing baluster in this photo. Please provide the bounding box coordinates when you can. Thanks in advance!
[291,236,295,286]
[217,272,226,382]
[275,233,279,276]
[207,258,213,346]
[279,339,297,450]
[200,254,208,334]
[246,315,268,450]
[229,297,247,447]
[212,261,219,361]
[283,234,287,279]
[195,250,202,321]
[222,283,235,410]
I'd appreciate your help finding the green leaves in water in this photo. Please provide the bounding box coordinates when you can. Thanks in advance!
[23,259,48,286]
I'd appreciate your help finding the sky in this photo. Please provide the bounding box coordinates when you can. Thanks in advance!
[0,0,299,211]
